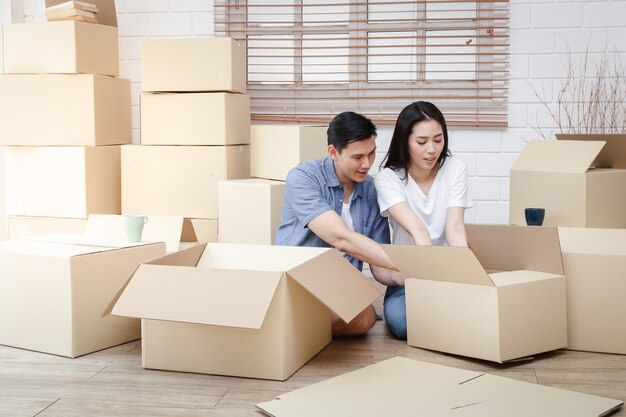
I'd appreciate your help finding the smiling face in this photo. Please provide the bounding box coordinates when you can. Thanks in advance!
[408,119,445,175]
[329,136,377,186]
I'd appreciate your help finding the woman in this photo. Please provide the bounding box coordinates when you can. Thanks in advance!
[374,101,469,339]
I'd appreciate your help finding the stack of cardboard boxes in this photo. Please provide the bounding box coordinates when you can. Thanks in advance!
[0,0,129,238]
[509,134,626,354]
[122,37,251,244]
[218,125,328,244]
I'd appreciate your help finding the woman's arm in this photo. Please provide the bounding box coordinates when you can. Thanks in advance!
[386,202,433,245]
[445,206,468,247]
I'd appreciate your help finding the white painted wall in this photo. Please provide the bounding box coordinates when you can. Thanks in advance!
[2,0,625,237]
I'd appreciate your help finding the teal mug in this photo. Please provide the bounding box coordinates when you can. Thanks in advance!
[124,215,148,242]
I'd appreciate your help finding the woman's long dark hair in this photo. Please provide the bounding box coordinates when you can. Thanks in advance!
[381,101,451,179]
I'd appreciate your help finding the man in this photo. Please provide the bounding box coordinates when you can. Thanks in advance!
[275,111,404,336]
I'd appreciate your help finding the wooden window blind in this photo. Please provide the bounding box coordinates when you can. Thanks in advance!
[214,0,509,127]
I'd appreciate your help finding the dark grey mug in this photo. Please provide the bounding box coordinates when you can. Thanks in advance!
[525,208,545,226]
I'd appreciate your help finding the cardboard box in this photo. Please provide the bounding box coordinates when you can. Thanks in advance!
[7,216,88,240]
[111,243,382,380]
[559,227,626,354]
[5,146,121,219]
[510,137,626,228]
[0,74,131,146]
[141,92,250,146]
[141,37,246,93]
[383,224,567,363]
[218,179,285,245]
[257,356,623,417]
[2,21,118,76]
[0,234,165,358]
[189,219,218,243]
[121,145,250,218]
[85,214,200,253]
[251,125,328,181]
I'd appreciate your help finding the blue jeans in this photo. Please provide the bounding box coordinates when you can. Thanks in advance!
[383,285,407,340]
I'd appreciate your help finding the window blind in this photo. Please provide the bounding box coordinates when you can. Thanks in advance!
[214,0,509,127]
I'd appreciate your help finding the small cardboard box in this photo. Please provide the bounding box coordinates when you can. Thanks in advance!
[141,37,246,93]
[5,146,121,219]
[559,227,626,354]
[0,74,131,146]
[111,243,382,380]
[257,356,623,417]
[510,137,626,228]
[140,92,250,146]
[3,0,118,76]
[218,179,285,245]
[189,219,218,243]
[383,224,567,363]
[7,216,88,240]
[0,234,165,358]
[121,145,250,218]
[251,125,328,181]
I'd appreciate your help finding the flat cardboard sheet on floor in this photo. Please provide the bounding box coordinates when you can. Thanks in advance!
[257,356,623,417]
[559,227,626,354]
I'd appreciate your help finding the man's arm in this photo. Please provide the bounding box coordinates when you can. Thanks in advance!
[308,210,398,271]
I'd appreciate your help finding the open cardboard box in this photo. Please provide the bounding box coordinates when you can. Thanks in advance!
[2,0,119,76]
[0,233,165,358]
[7,216,88,240]
[110,242,382,380]
[559,227,626,354]
[257,356,623,417]
[510,136,626,228]
[382,224,567,363]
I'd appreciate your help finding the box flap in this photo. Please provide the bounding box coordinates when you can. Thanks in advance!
[285,250,382,323]
[466,225,564,275]
[0,237,116,258]
[256,356,623,417]
[382,245,494,286]
[45,0,118,27]
[112,264,283,329]
[556,134,626,168]
[558,227,626,255]
[511,140,605,173]
[27,233,153,251]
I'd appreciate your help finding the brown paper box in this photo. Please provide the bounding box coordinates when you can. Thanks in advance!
[510,137,626,228]
[251,125,328,181]
[0,234,165,358]
[121,145,250,218]
[141,37,246,93]
[111,243,382,380]
[559,227,626,354]
[218,179,285,245]
[383,224,567,363]
[0,74,131,146]
[5,146,121,219]
[140,92,250,145]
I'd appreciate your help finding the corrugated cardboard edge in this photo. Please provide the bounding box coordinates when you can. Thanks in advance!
[45,0,118,27]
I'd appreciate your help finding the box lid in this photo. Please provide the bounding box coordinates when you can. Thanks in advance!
[511,140,605,173]
[111,263,283,329]
[466,225,564,275]
[558,227,626,255]
[45,0,118,27]
[382,245,494,286]
[556,134,626,169]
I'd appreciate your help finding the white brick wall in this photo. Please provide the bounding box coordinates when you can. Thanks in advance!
[0,0,624,240]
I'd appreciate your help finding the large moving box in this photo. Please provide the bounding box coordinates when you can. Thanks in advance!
[218,179,285,244]
[251,125,328,181]
[0,74,131,146]
[7,216,88,240]
[510,138,626,228]
[141,37,246,93]
[141,92,250,145]
[559,227,626,354]
[121,145,250,218]
[257,357,623,417]
[111,243,382,380]
[0,234,165,357]
[5,146,121,219]
[383,224,567,363]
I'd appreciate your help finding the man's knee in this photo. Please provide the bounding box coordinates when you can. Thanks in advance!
[332,305,376,336]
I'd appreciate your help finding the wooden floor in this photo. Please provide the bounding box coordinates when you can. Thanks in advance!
[1,294,625,417]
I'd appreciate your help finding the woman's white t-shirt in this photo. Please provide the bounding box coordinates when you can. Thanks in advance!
[374,156,469,246]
